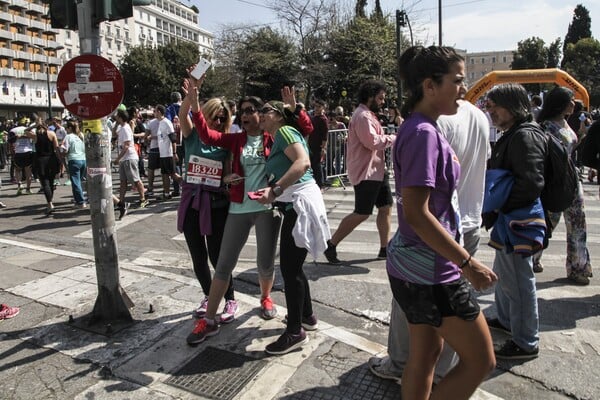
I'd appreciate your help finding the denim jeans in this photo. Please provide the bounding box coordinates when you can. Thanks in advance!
[493,249,539,351]
[68,159,86,204]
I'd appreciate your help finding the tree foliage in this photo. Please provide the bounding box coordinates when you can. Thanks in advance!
[563,37,600,107]
[326,14,399,107]
[562,4,592,60]
[511,37,562,93]
[120,41,199,107]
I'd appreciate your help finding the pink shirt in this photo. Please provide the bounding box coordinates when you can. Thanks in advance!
[347,104,395,185]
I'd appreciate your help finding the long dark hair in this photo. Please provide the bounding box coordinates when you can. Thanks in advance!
[536,86,573,123]
[398,45,464,118]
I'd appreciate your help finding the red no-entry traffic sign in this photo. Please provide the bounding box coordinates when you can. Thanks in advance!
[57,54,124,120]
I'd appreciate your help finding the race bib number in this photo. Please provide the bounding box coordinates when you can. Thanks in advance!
[187,155,222,187]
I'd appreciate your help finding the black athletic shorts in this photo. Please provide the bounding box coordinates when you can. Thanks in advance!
[388,275,480,327]
[148,148,160,170]
[353,171,393,215]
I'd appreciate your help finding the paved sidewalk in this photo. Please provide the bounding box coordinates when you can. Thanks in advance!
[0,237,500,400]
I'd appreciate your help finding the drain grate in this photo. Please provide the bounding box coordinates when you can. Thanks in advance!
[165,346,267,400]
[281,353,400,400]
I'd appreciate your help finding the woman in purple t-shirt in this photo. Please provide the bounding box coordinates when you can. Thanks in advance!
[389,46,497,400]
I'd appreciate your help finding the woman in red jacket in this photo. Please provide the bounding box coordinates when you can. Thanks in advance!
[186,72,313,345]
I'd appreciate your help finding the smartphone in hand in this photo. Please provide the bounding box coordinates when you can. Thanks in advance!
[247,191,263,200]
[190,58,212,80]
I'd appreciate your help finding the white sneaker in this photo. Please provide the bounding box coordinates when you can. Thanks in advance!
[219,300,238,324]
[192,296,209,319]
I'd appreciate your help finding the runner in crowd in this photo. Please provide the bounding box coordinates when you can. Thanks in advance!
[388,45,497,399]
[252,99,330,355]
[61,120,88,209]
[176,76,236,331]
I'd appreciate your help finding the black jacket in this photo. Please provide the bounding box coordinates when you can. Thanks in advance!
[488,119,547,213]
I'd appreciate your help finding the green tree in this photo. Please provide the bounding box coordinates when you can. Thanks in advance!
[563,37,600,107]
[271,0,341,104]
[231,27,300,101]
[120,41,199,107]
[326,14,398,107]
[120,46,169,107]
[562,4,592,68]
[355,0,367,18]
[511,37,562,93]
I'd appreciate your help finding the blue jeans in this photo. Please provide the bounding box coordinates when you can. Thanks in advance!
[68,159,86,204]
[493,250,539,351]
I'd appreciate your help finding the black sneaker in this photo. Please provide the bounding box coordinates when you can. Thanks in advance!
[533,261,543,273]
[486,317,511,335]
[495,339,538,360]
[324,240,341,264]
[118,202,130,220]
[265,329,308,355]
[377,247,387,259]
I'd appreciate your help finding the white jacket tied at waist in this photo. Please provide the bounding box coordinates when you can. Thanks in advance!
[277,181,331,260]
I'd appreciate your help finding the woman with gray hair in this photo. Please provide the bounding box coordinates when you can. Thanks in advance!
[484,83,547,360]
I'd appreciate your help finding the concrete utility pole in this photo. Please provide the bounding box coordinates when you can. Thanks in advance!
[76,0,133,328]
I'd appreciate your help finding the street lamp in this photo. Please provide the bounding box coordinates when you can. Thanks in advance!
[32,44,65,119]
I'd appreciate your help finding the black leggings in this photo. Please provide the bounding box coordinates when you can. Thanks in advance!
[36,155,57,203]
[278,205,313,333]
[182,203,234,301]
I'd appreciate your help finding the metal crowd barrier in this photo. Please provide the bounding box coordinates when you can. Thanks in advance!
[322,126,397,188]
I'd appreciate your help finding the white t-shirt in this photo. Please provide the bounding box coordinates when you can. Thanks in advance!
[117,123,138,162]
[437,101,490,232]
[147,118,159,150]
[157,118,174,157]
[11,126,34,154]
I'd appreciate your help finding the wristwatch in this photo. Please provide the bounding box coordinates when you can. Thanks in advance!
[272,184,283,197]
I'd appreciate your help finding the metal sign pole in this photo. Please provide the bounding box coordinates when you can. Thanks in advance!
[73,0,133,332]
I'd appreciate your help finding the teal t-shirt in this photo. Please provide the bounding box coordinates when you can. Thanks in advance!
[183,127,229,183]
[265,125,313,184]
[64,133,86,162]
[230,134,270,214]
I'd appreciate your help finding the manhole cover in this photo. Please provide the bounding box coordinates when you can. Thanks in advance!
[281,353,399,399]
[165,346,267,400]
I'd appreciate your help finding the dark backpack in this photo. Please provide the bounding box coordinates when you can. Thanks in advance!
[580,121,600,170]
[541,132,579,212]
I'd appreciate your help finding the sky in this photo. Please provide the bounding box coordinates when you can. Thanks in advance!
[190,0,599,53]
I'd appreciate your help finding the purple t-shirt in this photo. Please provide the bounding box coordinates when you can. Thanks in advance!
[386,112,462,285]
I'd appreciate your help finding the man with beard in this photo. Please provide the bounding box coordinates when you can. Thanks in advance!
[324,80,396,264]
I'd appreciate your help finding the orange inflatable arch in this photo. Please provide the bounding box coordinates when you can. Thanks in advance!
[465,68,590,109]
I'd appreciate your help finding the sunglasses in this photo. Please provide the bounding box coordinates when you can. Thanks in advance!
[241,107,257,115]
[212,115,228,123]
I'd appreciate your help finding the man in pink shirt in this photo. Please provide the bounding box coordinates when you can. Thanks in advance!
[324,80,396,264]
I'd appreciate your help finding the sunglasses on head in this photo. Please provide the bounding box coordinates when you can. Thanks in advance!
[241,107,257,115]
[212,115,227,123]
[260,106,279,114]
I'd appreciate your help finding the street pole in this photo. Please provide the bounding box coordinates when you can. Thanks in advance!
[74,0,133,329]
[438,0,442,46]
[45,54,52,118]
[395,10,403,110]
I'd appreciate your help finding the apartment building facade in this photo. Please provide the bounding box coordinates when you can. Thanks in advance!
[465,50,514,86]
[0,0,213,121]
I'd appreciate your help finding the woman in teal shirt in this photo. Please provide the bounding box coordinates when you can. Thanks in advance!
[61,120,87,207]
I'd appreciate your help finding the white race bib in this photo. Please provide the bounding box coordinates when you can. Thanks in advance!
[186,155,222,187]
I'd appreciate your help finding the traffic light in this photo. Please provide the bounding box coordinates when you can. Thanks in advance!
[49,0,78,30]
[95,0,133,23]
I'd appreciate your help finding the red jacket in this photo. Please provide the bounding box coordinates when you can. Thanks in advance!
[191,109,313,203]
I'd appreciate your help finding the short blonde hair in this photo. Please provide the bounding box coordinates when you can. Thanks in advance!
[202,98,232,133]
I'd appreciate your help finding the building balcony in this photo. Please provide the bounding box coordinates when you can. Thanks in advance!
[0,0,10,5]
[12,32,30,44]
[9,0,28,10]
[46,39,61,48]
[32,53,46,63]
[11,14,29,26]
[26,2,45,15]
[0,30,12,40]
[20,70,33,79]
[0,47,15,58]
[14,49,29,60]
[28,19,46,31]
[31,36,46,47]
[0,67,16,77]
